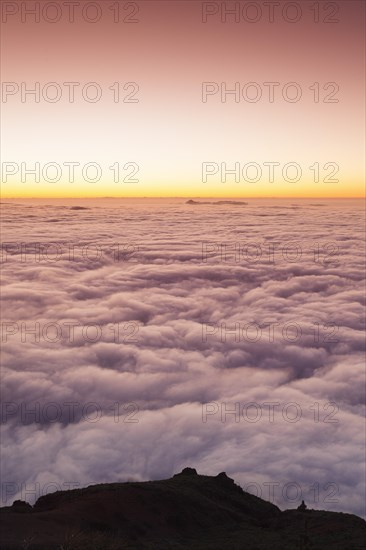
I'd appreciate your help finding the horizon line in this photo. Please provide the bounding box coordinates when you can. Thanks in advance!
[1,196,365,200]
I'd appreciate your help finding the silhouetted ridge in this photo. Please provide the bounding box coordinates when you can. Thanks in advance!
[0,468,365,549]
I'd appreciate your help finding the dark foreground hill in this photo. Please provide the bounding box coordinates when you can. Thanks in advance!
[0,468,365,549]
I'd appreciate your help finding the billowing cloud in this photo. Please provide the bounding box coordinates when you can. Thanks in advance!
[1,199,365,517]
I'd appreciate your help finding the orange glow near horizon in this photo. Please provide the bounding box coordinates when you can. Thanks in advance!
[1,178,365,200]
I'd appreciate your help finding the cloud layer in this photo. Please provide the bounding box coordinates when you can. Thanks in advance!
[1,198,365,517]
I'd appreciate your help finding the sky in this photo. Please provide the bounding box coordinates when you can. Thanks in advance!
[1,0,365,198]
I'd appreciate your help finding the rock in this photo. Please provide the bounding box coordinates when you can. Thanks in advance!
[11,500,32,513]
[297,500,307,512]
[175,467,198,476]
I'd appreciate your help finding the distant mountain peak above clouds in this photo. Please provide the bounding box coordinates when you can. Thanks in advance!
[186,199,248,205]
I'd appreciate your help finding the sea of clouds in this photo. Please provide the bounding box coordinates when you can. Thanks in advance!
[0,198,365,516]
